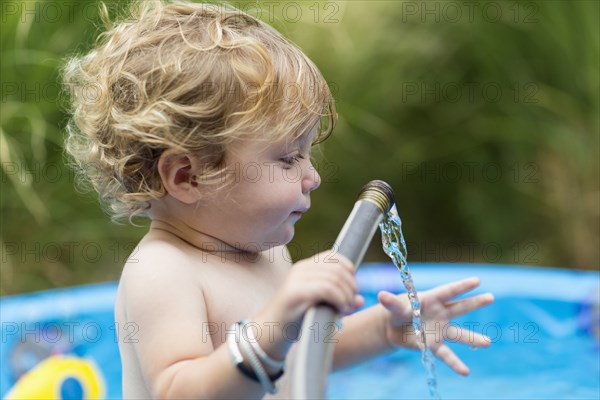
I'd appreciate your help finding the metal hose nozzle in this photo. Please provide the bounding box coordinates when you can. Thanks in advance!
[357,179,395,214]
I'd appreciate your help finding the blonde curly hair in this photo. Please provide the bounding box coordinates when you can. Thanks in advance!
[63,0,336,222]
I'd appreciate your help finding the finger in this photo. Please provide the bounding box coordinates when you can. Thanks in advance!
[446,293,494,318]
[353,294,365,310]
[324,270,361,314]
[324,252,355,272]
[444,325,492,347]
[322,259,359,294]
[319,267,358,304]
[316,281,353,314]
[428,277,481,303]
[434,344,470,376]
[308,264,355,294]
[378,291,407,315]
[337,295,363,315]
[336,263,359,292]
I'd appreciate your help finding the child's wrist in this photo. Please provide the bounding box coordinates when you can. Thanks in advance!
[377,305,398,351]
[227,321,283,394]
[250,312,294,362]
[240,320,286,375]
[379,304,416,351]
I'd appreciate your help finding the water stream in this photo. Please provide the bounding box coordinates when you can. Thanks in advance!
[379,204,441,399]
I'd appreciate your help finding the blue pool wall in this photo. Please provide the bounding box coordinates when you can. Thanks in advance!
[1,263,598,399]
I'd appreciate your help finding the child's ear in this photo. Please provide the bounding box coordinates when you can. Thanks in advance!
[158,150,201,204]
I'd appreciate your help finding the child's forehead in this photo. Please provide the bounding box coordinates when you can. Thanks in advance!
[282,123,318,150]
[290,128,315,148]
[258,120,318,148]
[252,134,310,153]
[228,125,316,157]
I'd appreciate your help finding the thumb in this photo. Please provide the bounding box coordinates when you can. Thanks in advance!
[378,291,405,314]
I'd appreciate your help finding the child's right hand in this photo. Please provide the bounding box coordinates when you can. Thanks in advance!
[249,251,363,363]
[263,251,364,328]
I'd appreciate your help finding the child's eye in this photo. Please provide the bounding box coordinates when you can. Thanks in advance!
[281,154,304,166]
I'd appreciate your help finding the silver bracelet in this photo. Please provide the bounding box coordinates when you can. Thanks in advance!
[240,319,286,370]
[237,322,277,394]
[227,323,259,382]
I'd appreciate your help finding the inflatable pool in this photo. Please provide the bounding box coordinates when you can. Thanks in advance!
[1,263,598,399]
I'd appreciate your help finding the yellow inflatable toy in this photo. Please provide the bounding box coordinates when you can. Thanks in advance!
[4,354,105,400]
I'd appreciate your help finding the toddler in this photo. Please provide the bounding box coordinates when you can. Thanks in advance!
[63,1,494,398]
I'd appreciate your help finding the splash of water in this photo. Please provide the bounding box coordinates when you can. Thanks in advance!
[379,204,441,399]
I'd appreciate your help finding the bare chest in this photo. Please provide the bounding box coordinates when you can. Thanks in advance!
[194,253,288,346]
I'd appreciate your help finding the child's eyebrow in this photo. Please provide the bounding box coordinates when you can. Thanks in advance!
[278,122,318,153]
[282,137,310,155]
[293,136,308,148]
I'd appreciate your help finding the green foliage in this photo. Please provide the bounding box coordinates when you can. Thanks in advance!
[289,0,599,270]
[1,1,598,294]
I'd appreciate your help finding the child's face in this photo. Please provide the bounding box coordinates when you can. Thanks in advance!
[197,128,321,251]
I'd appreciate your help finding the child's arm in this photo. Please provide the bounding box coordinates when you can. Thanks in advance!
[120,247,267,399]
[332,277,494,374]
[121,246,361,399]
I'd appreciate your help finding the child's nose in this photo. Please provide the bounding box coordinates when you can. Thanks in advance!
[303,163,321,194]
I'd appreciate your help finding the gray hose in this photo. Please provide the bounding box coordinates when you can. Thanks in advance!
[290,180,395,399]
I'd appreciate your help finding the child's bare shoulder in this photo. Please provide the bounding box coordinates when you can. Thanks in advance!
[117,230,211,312]
[122,231,196,277]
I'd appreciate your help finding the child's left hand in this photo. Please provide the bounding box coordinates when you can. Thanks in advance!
[377,277,494,376]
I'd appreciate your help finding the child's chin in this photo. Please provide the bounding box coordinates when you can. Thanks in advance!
[278,227,295,246]
[253,232,294,251]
